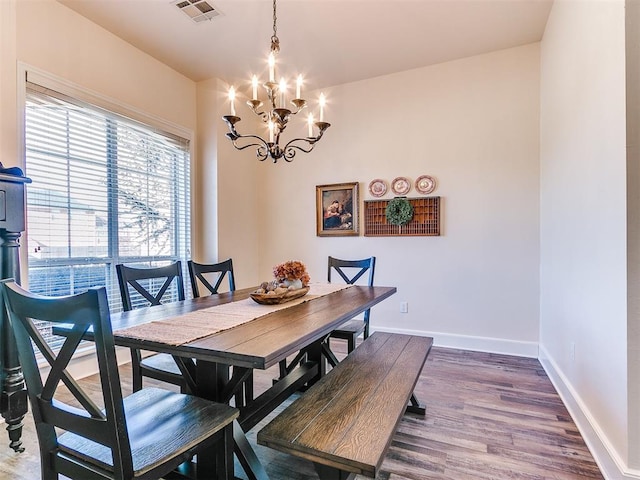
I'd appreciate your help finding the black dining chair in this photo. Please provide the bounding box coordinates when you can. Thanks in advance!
[277,256,377,380]
[327,256,376,354]
[188,258,236,297]
[0,280,237,480]
[187,259,252,407]
[116,262,190,393]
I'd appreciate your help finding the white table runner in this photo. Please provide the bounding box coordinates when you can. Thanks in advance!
[117,283,352,346]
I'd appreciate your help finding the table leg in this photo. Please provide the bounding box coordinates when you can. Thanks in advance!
[196,361,229,478]
[303,339,326,386]
[196,360,269,480]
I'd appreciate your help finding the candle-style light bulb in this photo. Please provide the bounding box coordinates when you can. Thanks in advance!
[319,93,326,122]
[251,75,258,100]
[229,86,236,116]
[279,78,286,107]
[296,75,303,100]
[268,120,274,143]
[308,113,314,137]
[268,53,275,82]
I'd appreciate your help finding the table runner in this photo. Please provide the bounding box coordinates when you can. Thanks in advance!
[116,283,352,346]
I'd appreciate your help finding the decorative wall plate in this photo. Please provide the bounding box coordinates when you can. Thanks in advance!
[391,176,411,195]
[415,175,436,195]
[368,179,387,197]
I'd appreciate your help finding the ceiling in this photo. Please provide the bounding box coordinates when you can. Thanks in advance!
[57,0,553,90]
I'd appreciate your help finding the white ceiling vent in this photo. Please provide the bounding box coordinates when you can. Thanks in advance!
[173,0,221,23]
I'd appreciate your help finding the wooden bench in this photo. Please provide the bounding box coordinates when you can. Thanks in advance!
[257,331,433,480]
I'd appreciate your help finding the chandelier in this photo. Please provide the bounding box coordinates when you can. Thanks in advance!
[222,0,330,163]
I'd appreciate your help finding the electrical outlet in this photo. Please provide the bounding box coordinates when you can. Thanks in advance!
[400,302,408,313]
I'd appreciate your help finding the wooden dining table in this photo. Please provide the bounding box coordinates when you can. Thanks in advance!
[56,284,396,480]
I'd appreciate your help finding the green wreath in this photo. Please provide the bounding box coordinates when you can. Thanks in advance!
[385,198,414,225]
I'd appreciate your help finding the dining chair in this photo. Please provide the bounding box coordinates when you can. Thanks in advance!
[187,258,236,297]
[327,256,376,353]
[277,256,376,380]
[187,259,252,407]
[116,262,190,393]
[0,280,237,480]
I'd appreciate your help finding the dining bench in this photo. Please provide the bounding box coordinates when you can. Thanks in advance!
[257,331,433,480]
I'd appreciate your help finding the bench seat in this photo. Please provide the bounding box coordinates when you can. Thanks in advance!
[257,332,433,479]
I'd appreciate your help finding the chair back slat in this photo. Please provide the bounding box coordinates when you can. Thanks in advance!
[116,261,185,311]
[327,256,376,286]
[188,259,236,298]
[0,280,135,476]
[328,256,376,324]
[40,325,105,419]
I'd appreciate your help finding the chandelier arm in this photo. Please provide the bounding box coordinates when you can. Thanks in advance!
[226,132,272,162]
[281,137,320,162]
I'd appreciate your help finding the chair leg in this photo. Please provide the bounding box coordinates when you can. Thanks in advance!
[130,348,143,392]
[278,360,287,380]
[347,334,356,353]
[321,341,339,368]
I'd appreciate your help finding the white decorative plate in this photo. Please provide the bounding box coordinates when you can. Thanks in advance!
[391,177,411,196]
[415,175,436,195]
[368,179,387,197]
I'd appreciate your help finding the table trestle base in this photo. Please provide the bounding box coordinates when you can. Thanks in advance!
[239,361,318,432]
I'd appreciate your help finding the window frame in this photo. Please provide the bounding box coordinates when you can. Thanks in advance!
[20,66,194,349]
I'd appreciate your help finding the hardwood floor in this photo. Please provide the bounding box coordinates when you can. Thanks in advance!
[0,344,603,480]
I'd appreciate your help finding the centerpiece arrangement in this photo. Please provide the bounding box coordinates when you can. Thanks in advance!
[250,260,311,305]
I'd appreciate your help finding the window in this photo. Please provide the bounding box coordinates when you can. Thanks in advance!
[25,80,191,349]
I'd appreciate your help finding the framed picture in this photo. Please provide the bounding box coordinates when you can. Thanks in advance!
[316,182,359,236]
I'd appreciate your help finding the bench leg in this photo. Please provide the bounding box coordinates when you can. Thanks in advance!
[313,463,356,480]
[406,392,426,416]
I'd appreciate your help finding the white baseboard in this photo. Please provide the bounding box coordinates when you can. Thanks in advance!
[371,326,539,358]
[539,345,640,480]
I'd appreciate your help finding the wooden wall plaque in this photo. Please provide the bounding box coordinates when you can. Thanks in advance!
[364,197,440,237]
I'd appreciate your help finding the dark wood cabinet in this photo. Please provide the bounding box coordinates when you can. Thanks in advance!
[0,172,31,452]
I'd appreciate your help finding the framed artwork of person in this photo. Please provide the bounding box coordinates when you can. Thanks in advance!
[316,182,359,237]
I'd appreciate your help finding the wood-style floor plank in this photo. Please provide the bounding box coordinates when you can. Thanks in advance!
[0,343,603,479]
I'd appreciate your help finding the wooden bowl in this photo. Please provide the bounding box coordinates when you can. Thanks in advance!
[250,286,310,305]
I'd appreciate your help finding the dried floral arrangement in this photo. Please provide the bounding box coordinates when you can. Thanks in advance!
[253,260,311,298]
[273,260,311,286]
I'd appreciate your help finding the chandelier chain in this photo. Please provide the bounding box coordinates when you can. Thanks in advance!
[271,0,280,53]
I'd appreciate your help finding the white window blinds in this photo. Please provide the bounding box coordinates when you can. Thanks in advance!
[25,80,191,348]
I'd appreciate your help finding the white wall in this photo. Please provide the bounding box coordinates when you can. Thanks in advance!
[539,0,629,477]
[627,0,640,472]
[15,0,196,132]
[210,79,263,287]
[247,44,541,356]
[0,0,18,169]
